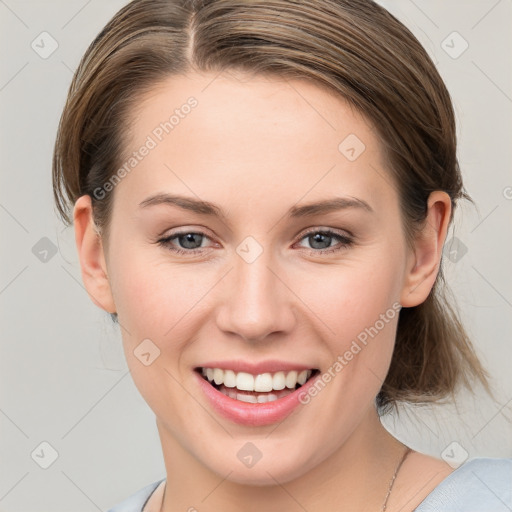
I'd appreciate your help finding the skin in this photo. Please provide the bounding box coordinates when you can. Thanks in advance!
[74,71,454,511]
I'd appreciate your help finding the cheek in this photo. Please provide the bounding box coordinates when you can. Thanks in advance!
[110,256,204,419]
[108,251,222,412]
[108,247,210,340]
[296,250,404,388]
[297,253,403,337]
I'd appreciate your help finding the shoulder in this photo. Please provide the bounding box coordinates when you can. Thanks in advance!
[107,478,166,512]
[415,458,512,512]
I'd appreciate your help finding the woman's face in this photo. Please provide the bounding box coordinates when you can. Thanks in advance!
[91,71,423,484]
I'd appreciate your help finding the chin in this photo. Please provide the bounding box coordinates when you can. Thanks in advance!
[204,451,315,486]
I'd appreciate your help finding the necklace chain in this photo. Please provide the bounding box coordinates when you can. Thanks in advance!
[153,447,412,512]
[382,446,412,511]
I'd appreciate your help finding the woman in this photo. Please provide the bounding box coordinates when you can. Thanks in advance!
[52,0,511,510]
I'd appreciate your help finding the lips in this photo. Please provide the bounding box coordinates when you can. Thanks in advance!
[193,362,320,426]
[196,359,316,375]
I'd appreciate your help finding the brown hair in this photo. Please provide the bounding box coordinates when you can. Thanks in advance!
[52,0,489,410]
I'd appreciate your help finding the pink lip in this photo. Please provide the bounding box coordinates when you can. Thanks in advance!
[195,359,316,374]
[193,369,320,427]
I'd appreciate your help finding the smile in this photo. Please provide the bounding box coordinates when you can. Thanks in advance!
[198,367,318,403]
[194,365,320,426]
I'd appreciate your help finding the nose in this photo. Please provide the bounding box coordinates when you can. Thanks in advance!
[215,248,297,343]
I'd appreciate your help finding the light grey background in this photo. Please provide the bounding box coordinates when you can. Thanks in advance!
[1,1,511,510]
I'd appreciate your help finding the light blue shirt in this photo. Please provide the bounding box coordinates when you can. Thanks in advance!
[108,458,512,511]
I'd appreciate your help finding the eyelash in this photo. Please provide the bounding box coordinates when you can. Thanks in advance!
[156,228,354,257]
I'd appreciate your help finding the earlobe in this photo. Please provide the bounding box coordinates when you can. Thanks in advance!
[400,191,452,307]
[73,195,116,314]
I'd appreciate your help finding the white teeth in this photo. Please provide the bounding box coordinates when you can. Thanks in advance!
[213,368,224,386]
[201,367,314,393]
[285,370,298,389]
[237,393,258,403]
[224,369,236,388]
[254,373,273,392]
[236,372,254,391]
[260,392,278,403]
[297,370,309,386]
[226,387,237,399]
[272,371,286,391]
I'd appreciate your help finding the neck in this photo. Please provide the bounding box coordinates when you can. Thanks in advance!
[157,407,406,512]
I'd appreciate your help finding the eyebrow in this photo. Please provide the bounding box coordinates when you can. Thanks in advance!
[138,193,374,220]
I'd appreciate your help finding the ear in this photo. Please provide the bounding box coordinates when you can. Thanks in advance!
[73,194,116,314]
[400,191,452,307]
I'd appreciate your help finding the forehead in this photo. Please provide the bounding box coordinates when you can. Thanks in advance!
[115,71,396,216]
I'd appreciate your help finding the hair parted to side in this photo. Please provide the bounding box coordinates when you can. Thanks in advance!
[52,0,490,411]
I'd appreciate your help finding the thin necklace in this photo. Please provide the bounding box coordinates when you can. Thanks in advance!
[382,446,412,511]
[153,447,413,512]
